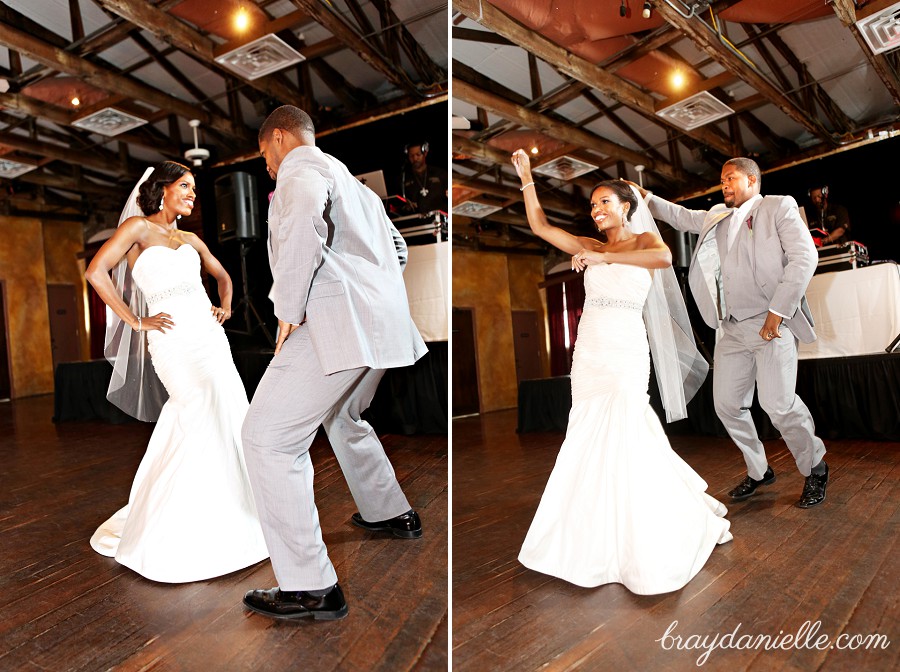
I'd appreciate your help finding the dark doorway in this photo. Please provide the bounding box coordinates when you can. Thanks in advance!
[47,284,81,370]
[452,307,479,416]
[512,310,543,384]
[0,282,10,399]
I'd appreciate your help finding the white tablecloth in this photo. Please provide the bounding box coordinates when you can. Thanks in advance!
[799,262,900,359]
[403,241,449,342]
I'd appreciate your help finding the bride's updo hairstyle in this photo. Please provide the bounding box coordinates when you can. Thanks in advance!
[137,161,192,216]
[591,180,638,222]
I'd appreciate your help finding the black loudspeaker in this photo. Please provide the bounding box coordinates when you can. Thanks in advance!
[214,171,259,241]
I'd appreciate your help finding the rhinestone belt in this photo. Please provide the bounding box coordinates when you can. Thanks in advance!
[146,282,200,305]
[584,295,643,311]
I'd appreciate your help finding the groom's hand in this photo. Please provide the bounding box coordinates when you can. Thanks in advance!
[759,311,783,342]
[275,319,301,355]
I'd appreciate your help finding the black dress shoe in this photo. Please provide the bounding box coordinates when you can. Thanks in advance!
[729,466,776,501]
[351,509,422,539]
[797,461,828,509]
[242,584,348,621]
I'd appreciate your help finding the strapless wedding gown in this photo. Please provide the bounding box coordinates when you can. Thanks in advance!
[518,263,732,594]
[90,244,269,583]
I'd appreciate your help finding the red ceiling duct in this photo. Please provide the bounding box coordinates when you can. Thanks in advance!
[718,0,834,24]
[169,0,270,41]
[22,77,109,110]
[488,130,569,158]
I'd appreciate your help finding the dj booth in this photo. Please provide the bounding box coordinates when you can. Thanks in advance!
[518,262,900,440]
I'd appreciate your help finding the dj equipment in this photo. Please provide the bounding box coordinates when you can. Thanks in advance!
[815,241,868,274]
[807,185,829,198]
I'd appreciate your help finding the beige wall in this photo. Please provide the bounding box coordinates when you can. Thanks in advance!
[0,217,54,397]
[0,216,88,398]
[453,250,549,412]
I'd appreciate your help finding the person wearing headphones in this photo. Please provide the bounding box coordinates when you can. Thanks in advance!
[808,186,851,246]
[400,140,447,215]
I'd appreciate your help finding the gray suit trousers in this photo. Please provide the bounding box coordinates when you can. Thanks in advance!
[241,328,412,590]
[713,315,825,480]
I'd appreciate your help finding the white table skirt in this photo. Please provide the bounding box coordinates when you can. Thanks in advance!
[799,262,900,360]
[403,241,449,342]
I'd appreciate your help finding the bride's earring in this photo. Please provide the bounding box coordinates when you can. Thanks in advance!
[159,197,164,211]
[176,214,182,220]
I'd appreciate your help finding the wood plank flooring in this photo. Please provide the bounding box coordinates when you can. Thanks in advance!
[452,410,899,672]
[0,395,447,671]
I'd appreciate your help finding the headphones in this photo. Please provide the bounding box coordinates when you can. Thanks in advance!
[403,141,429,155]
[808,185,829,198]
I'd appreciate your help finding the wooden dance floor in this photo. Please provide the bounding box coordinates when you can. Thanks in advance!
[0,395,447,671]
[453,410,899,672]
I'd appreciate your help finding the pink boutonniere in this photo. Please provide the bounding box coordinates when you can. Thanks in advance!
[746,215,753,236]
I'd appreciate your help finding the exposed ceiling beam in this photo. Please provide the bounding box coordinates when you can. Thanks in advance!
[0,129,137,176]
[454,0,735,157]
[650,0,834,145]
[288,0,419,96]
[93,0,303,112]
[453,171,582,214]
[18,171,125,197]
[0,20,252,143]
[830,0,900,105]
[454,78,684,181]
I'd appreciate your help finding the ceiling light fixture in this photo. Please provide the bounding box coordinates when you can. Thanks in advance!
[620,0,628,18]
[235,5,250,32]
[671,70,685,89]
[71,96,80,106]
[530,146,539,155]
[643,1,652,19]
[184,119,210,167]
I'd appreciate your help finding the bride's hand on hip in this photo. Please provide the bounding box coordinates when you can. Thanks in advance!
[141,312,174,333]
[211,305,231,324]
[572,249,606,272]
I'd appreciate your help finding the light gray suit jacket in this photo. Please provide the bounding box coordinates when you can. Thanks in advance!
[267,145,428,374]
[647,193,818,343]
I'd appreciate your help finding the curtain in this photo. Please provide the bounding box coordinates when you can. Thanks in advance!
[546,282,568,376]
[88,283,107,360]
[564,276,585,359]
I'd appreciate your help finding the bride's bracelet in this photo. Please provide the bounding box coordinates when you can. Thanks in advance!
[520,181,535,191]
[136,316,142,332]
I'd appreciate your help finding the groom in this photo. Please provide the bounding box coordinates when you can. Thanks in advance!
[242,105,428,620]
[633,158,828,509]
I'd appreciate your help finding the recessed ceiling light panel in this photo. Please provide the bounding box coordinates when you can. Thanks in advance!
[0,159,37,178]
[215,34,306,80]
[533,155,598,181]
[451,201,503,218]
[72,107,148,136]
[656,91,734,131]
[856,2,900,55]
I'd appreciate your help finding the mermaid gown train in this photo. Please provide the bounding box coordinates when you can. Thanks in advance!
[518,262,732,595]
[90,244,269,582]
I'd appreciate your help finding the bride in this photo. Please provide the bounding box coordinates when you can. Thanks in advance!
[84,161,268,583]
[511,149,731,594]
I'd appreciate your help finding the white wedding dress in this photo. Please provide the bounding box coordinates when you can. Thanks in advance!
[518,262,732,594]
[90,244,269,582]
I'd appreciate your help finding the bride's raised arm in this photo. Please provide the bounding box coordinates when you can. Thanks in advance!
[511,149,601,256]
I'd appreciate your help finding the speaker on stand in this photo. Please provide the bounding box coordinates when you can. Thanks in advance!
[214,171,275,348]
